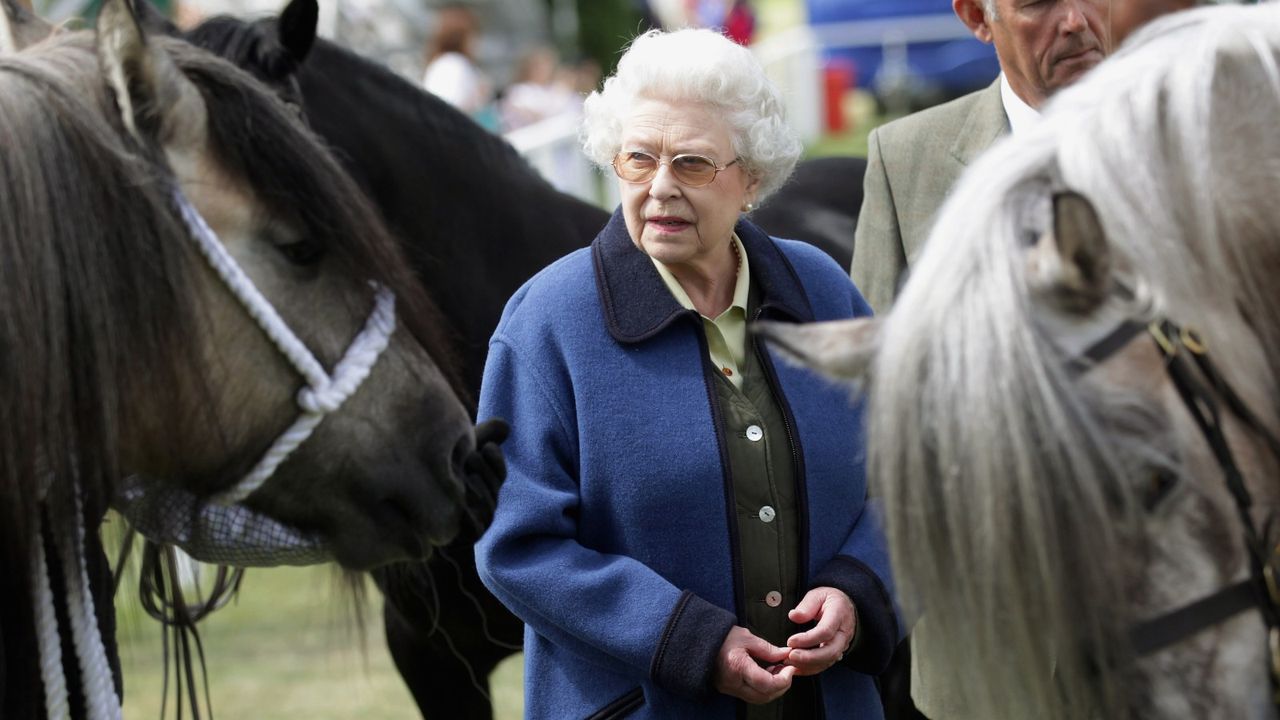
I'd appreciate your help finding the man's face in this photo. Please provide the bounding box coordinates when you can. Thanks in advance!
[986,0,1112,108]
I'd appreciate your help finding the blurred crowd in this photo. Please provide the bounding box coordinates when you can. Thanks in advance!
[421,1,757,134]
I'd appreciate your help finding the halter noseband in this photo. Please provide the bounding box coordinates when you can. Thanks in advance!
[1070,317,1280,699]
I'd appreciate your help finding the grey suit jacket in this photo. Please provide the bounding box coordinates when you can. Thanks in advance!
[850,80,1008,313]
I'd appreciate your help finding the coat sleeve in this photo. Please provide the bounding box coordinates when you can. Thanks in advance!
[850,127,907,315]
[475,335,736,699]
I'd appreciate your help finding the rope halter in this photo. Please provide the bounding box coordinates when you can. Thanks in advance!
[172,192,398,505]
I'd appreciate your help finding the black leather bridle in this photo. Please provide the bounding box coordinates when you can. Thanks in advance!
[1070,317,1280,699]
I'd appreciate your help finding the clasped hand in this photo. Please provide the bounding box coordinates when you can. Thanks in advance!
[712,586,855,704]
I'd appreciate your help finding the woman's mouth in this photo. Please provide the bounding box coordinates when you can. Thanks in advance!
[648,217,692,233]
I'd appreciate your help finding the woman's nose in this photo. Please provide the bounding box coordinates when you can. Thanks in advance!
[647,163,682,199]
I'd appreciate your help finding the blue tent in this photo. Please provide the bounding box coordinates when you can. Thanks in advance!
[807,0,999,100]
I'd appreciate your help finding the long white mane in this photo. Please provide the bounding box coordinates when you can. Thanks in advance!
[872,5,1280,717]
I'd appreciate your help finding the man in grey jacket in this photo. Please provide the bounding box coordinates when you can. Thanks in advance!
[850,0,1111,313]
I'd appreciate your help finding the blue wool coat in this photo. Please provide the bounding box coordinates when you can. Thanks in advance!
[476,211,900,719]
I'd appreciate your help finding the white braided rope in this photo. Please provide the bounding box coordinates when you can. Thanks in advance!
[31,493,122,720]
[52,493,122,720]
[32,513,71,720]
[173,192,398,506]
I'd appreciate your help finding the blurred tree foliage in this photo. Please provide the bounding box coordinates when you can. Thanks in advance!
[561,0,653,80]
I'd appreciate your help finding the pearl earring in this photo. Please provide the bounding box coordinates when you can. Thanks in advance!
[743,202,755,212]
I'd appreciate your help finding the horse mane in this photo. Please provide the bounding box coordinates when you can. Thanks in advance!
[871,6,1280,718]
[0,33,205,718]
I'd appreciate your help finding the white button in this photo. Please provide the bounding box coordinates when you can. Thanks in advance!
[745,425,763,442]
[765,591,783,607]
[758,506,776,523]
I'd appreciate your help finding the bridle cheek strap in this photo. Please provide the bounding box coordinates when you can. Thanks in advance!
[172,192,398,506]
[1076,319,1280,700]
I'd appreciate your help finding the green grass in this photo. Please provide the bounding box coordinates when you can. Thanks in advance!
[116,564,524,719]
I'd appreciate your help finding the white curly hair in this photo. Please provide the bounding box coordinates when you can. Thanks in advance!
[580,28,802,203]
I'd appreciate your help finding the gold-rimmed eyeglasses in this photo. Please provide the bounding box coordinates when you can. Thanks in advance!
[611,151,740,187]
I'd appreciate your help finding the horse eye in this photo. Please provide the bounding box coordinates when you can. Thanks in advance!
[1142,467,1181,512]
[276,238,325,266]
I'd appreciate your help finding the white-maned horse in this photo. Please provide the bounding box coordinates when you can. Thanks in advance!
[760,5,1280,718]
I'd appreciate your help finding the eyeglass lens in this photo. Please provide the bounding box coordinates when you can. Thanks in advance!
[614,152,723,186]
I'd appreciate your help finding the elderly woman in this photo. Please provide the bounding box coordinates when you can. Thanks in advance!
[475,28,899,718]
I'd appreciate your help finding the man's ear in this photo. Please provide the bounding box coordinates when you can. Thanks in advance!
[954,0,994,44]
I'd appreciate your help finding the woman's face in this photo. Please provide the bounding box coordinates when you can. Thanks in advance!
[617,97,758,275]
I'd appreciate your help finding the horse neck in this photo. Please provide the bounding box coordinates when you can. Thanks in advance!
[300,40,607,398]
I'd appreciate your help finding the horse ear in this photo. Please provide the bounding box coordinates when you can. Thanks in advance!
[277,0,318,64]
[133,0,179,37]
[96,0,206,149]
[1,0,54,53]
[753,317,881,384]
[1027,191,1113,313]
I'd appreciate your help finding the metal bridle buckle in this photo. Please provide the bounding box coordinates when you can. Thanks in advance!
[1179,327,1208,355]
[1266,553,1280,608]
[1271,628,1280,704]
[1265,545,1280,702]
[1148,321,1177,357]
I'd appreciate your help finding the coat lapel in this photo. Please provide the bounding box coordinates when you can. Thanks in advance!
[592,208,813,344]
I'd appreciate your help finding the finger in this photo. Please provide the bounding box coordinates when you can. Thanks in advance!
[787,605,844,649]
[741,633,791,664]
[788,589,825,625]
[786,641,843,668]
[787,620,839,649]
[740,661,794,702]
[788,598,851,649]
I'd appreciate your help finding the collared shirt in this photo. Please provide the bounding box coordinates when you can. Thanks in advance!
[652,233,751,389]
[1000,72,1041,135]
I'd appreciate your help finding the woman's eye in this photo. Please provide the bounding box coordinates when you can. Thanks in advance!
[674,155,713,170]
[277,239,325,266]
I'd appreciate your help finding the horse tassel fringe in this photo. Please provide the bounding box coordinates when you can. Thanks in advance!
[33,492,123,720]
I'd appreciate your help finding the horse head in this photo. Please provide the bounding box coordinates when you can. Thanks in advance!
[758,5,1280,718]
[96,0,478,570]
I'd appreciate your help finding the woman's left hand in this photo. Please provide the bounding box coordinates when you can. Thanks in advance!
[783,586,856,676]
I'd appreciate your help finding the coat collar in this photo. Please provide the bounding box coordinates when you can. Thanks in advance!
[948,78,1008,167]
[592,208,814,344]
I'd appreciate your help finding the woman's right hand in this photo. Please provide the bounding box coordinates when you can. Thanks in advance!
[713,625,796,704]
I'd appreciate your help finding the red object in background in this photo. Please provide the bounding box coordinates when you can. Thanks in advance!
[724,2,756,46]
[823,60,856,133]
